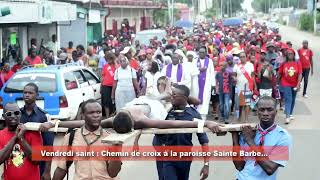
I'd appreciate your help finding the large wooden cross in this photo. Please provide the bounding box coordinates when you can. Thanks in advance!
[24,122,257,145]
[101,123,257,144]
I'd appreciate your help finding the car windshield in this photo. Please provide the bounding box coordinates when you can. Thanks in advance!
[4,73,57,93]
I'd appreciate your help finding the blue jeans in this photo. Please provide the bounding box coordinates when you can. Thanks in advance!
[282,86,297,117]
[219,93,230,121]
[302,68,310,96]
[162,161,192,180]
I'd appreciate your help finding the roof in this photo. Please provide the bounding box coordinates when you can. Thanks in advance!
[100,0,163,9]
[17,64,84,74]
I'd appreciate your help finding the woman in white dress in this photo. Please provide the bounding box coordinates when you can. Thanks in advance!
[112,55,140,112]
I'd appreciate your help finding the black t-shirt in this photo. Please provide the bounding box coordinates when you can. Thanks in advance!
[258,68,273,90]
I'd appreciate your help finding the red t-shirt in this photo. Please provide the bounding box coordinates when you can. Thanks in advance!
[255,53,261,63]
[24,56,42,65]
[1,70,14,83]
[11,64,22,73]
[298,48,313,69]
[212,54,226,72]
[0,128,42,180]
[130,58,139,71]
[226,44,233,52]
[102,64,116,86]
[279,61,302,87]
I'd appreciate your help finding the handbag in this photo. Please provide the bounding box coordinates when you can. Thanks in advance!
[239,84,252,106]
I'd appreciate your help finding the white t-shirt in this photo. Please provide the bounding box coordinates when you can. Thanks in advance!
[114,66,137,90]
[145,71,161,97]
[233,62,254,91]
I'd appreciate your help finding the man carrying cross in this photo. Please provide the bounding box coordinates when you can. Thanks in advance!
[231,96,292,180]
[0,103,42,180]
[52,99,122,180]
[153,84,210,180]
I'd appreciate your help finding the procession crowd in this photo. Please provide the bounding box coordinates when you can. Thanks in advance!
[0,18,304,180]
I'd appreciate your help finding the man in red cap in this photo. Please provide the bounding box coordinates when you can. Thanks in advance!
[297,40,313,98]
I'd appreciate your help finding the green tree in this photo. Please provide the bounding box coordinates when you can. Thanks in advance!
[252,0,308,13]
[216,0,245,17]
[299,13,313,31]
[153,8,180,26]
[205,7,218,19]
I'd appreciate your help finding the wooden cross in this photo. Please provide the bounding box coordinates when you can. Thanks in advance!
[24,122,68,133]
[101,123,257,145]
[23,122,257,145]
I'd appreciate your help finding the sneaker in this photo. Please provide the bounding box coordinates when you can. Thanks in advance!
[280,107,284,111]
[285,118,290,124]
[303,94,308,98]
[290,115,294,120]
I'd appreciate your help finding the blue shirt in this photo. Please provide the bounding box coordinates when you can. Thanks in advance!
[237,124,292,180]
[20,105,54,146]
[153,106,209,146]
[98,57,107,69]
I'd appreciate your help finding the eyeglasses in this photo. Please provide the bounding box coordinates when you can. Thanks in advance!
[240,56,246,58]
[4,111,21,117]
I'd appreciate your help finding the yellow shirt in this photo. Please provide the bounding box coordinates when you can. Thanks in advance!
[57,127,116,180]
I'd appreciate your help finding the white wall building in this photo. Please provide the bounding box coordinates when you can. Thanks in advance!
[0,0,76,64]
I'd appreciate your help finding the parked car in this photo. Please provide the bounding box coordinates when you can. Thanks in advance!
[0,64,101,121]
[134,29,167,46]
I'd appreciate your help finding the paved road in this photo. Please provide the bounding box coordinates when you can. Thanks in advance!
[2,25,319,180]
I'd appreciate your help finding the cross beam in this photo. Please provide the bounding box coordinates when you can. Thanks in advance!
[101,123,257,145]
[24,122,68,133]
[23,122,257,145]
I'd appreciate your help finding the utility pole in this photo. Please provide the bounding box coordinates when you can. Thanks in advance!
[205,0,208,11]
[171,0,174,26]
[265,1,267,13]
[314,0,317,34]
[226,0,229,17]
[167,0,170,25]
[230,0,232,17]
[215,0,219,18]
[221,0,223,18]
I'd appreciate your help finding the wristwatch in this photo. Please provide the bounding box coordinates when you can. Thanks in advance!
[204,162,209,167]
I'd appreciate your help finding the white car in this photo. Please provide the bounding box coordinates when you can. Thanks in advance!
[0,64,101,121]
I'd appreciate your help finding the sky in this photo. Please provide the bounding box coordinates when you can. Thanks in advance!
[242,0,254,13]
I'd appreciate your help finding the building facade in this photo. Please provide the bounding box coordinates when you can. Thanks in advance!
[0,0,76,64]
[100,0,163,36]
